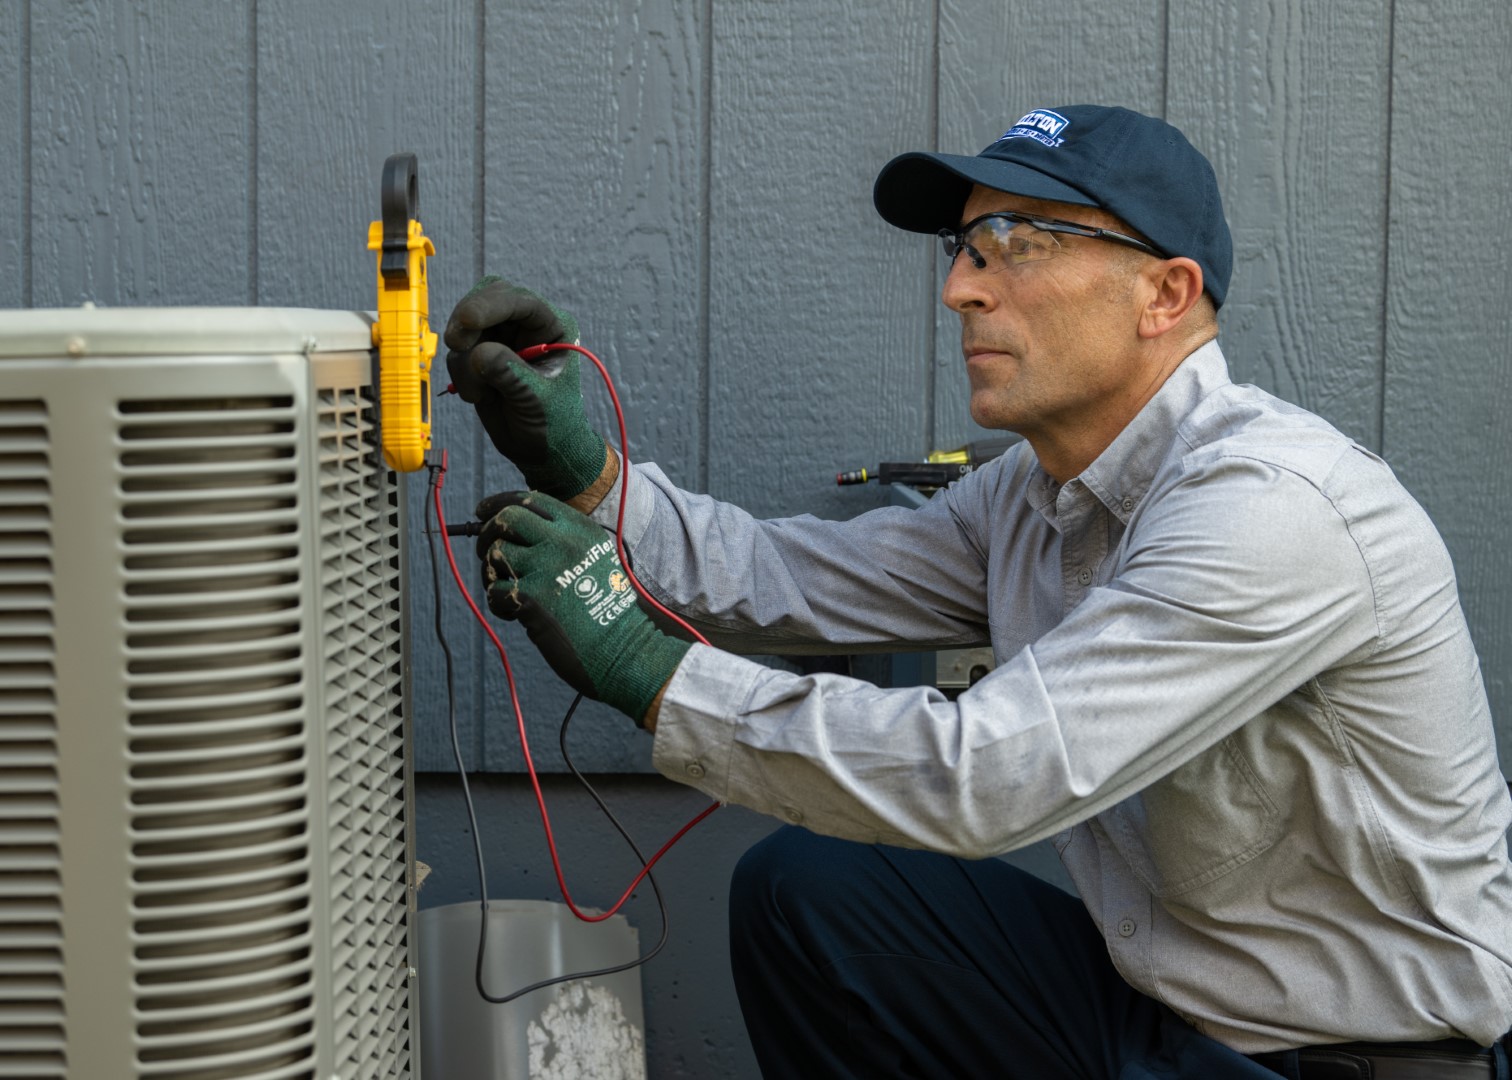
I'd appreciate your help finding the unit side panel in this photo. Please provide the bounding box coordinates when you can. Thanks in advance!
[311,354,414,1079]
[0,393,64,1077]
[113,372,318,1078]
[7,355,325,1079]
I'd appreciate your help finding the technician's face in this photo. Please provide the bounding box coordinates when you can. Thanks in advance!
[941,185,1147,440]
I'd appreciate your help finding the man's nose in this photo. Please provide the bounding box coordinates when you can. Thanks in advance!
[942,255,995,314]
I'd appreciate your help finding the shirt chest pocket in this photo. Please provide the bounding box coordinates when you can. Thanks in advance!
[1102,735,1283,898]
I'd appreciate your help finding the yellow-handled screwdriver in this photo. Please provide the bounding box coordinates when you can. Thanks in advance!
[837,436,1017,487]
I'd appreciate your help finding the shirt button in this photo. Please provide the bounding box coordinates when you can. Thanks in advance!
[685,762,705,779]
[1121,496,1135,512]
[1077,568,1092,585]
[783,806,804,824]
[1117,918,1137,938]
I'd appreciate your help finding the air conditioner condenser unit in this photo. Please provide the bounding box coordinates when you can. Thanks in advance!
[0,305,420,1080]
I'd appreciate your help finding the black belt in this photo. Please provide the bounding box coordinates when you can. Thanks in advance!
[1249,1038,1497,1079]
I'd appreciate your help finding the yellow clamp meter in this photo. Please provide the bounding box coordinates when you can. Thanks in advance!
[368,152,437,472]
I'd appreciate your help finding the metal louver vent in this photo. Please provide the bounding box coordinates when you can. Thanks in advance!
[317,386,412,1076]
[118,396,318,1080]
[0,399,64,1080]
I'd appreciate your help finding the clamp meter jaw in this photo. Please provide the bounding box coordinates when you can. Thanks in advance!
[368,152,437,472]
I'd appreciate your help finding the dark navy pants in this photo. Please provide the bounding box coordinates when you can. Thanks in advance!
[728,826,1289,1079]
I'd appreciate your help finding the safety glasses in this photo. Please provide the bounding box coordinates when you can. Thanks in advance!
[938,211,1166,272]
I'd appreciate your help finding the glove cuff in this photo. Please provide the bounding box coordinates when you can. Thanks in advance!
[530,427,609,501]
[601,630,693,727]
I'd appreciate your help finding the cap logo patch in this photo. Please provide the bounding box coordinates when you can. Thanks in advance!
[999,109,1070,148]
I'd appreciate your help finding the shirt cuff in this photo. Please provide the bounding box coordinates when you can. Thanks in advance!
[650,643,764,798]
[588,458,656,550]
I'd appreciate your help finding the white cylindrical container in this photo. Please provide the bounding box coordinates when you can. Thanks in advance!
[417,899,646,1080]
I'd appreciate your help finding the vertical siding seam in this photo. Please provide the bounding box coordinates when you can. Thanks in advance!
[698,0,713,492]
[1160,0,1170,117]
[473,0,487,763]
[248,0,258,305]
[925,0,940,452]
[474,0,485,283]
[21,0,31,307]
[1378,0,1397,457]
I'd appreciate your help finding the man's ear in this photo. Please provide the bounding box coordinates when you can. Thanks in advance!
[1137,257,1205,340]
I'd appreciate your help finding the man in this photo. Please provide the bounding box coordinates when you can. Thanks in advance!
[445,105,1512,1078]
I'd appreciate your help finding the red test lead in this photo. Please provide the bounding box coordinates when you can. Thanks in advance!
[432,338,719,928]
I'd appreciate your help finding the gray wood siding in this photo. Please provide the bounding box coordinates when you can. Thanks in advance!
[1384,0,1512,758]
[934,0,1166,447]
[1168,0,1393,448]
[1,2,24,310]
[471,0,709,771]
[709,3,934,522]
[10,0,1511,776]
[31,1,254,307]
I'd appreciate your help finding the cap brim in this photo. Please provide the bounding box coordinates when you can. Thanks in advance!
[873,151,1098,233]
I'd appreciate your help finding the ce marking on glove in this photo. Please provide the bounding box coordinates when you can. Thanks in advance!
[583,569,636,626]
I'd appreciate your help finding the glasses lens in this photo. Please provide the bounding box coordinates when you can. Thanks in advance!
[968,216,1059,270]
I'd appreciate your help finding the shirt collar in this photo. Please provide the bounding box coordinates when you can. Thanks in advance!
[1031,339,1232,526]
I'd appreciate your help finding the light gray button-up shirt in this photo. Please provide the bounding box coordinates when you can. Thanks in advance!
[593,340,1512,1052]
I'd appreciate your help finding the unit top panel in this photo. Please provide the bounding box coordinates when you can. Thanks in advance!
[0,306,376,359]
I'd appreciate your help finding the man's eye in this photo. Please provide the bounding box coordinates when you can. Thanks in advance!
[1006,234,1037,257]
[1008,229,1060,261]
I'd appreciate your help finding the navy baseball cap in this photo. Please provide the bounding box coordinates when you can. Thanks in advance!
[873,105,1233,307]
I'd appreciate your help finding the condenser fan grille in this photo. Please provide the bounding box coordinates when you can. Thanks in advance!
[0,398,64,1079]
[0,313,417,1077]
[316,386,411,1076]
[118,395,318,1079]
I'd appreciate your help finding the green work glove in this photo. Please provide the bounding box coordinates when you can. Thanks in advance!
[444,276,608,500]
[475,490,692,725]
